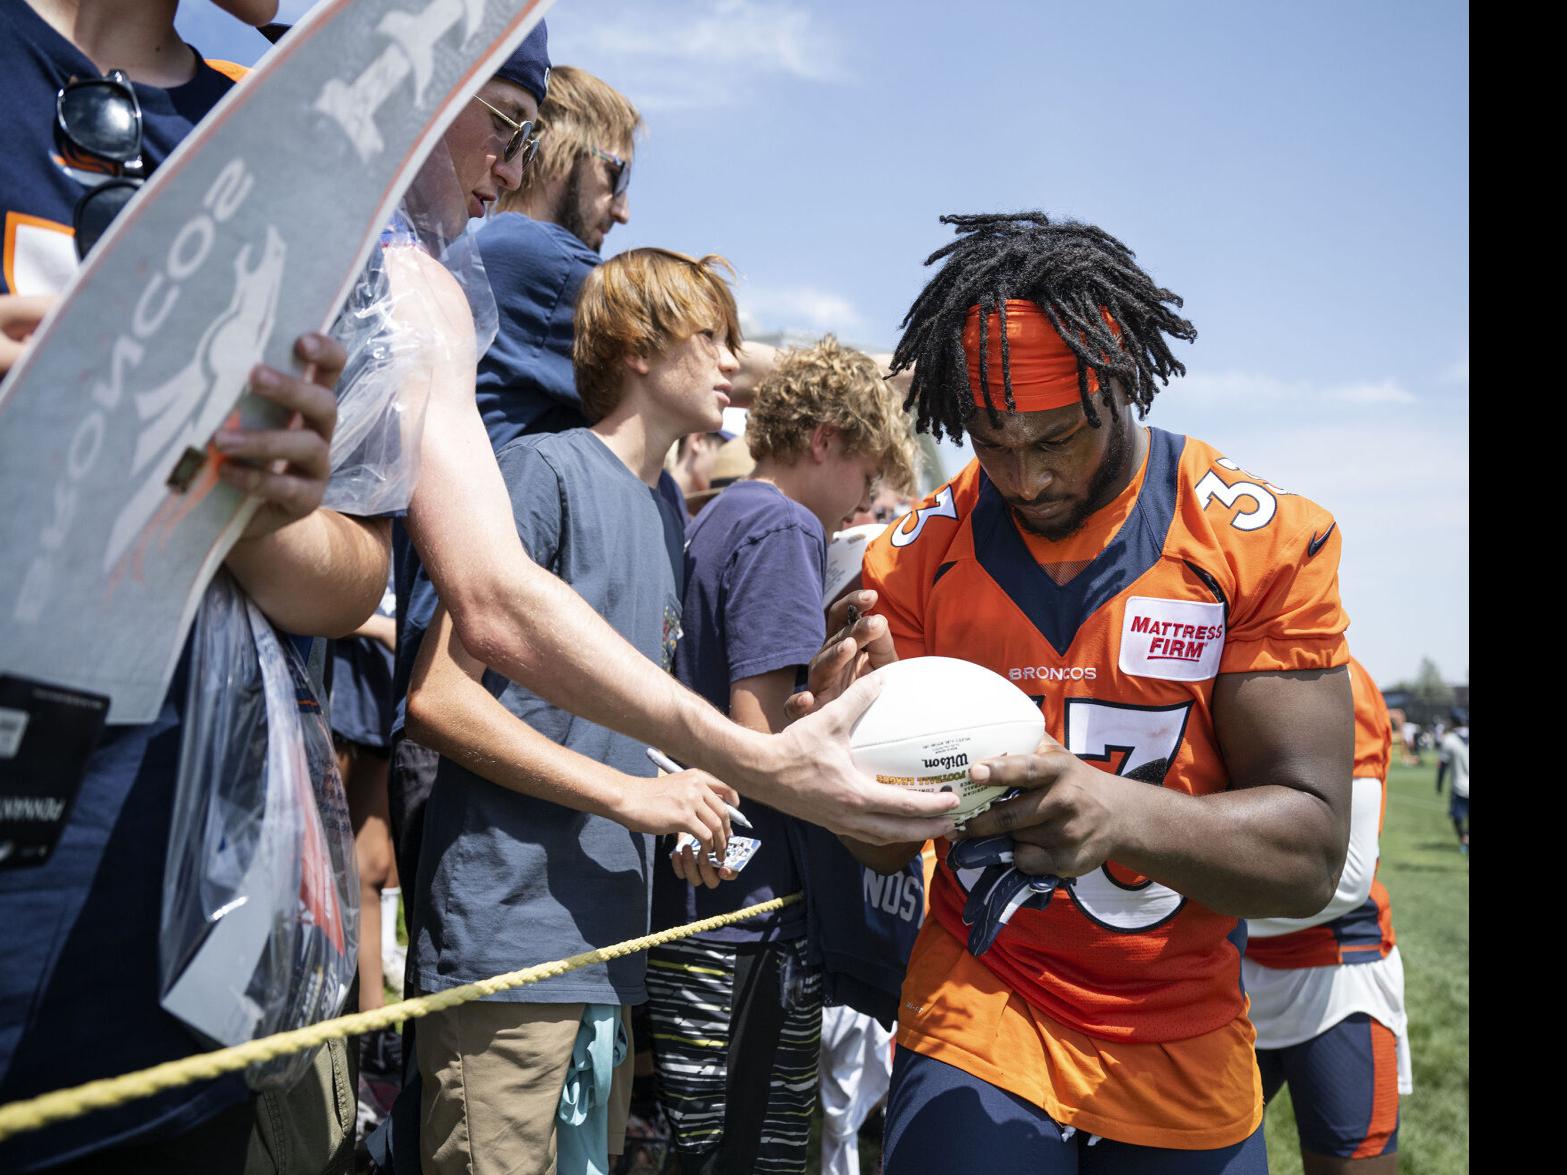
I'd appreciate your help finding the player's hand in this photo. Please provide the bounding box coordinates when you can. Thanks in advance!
[784,590,898,722]
[668,842,737,890]
[0,294,54,376]
[954,743,1130,878]
[763,674,960,845]
[618,769,737,859]
[216,332,345,541]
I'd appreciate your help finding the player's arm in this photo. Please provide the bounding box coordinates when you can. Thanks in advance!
[217,331,389,636]
[667,668,795,886]
[789,590,925,875]
[406,601,735,873]
[1435,741,1450,793]
[351,611,397,651]
[965,666,1353,918]
[385,247,957,845]
[1247,770,1381,936]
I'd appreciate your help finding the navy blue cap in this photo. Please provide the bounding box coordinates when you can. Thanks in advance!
[1449,706,1468,726]
[493,21,550,104]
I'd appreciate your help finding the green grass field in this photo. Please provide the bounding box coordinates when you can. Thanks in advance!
[1262,760,1470,1173]
[811,760,1470,1174]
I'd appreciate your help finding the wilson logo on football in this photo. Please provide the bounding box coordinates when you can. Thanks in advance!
[921,752,969,770]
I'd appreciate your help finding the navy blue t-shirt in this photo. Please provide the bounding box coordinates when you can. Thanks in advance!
[416,430,685,1004]
[0,11,252,1169]
[652,480,827,944]
[391,213,599,736]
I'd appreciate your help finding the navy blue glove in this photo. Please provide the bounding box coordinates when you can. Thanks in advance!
[950,834,1061,958]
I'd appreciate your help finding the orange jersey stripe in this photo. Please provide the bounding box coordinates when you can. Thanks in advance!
[1350,1018,1401,1158]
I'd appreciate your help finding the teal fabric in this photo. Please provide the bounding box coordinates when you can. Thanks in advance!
[556,1004,627,1175]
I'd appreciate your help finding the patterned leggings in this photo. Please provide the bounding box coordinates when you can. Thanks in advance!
[645,937,822,1175]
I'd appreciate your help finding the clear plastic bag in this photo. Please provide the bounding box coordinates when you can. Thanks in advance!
[160,572,358,1090]
[322,141,498,516]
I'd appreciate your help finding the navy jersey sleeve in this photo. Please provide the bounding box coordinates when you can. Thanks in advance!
[721,522,827,685]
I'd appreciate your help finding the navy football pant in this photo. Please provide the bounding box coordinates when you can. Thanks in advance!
[1257,1012,1400,1159]
[883,1048,1268,1174]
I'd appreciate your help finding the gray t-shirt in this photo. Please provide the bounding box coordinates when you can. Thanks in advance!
[414,429,685,1004]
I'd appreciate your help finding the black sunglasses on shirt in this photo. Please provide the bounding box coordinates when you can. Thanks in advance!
[55,68,147,260]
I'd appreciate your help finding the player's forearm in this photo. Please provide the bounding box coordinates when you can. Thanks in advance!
[406,645,647,822]
[1109,777,1347,919]
[1248,775,1380,936]
[432,548,764,787]
[225,511,389,637]
[839,835,921,875]
[352,612,397,649]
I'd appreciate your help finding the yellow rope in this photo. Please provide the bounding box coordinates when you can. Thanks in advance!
[0,892,801,1143]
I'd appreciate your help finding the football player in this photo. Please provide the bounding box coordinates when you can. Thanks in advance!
[1245,656,1409,1173]
[792,212,1354,1172]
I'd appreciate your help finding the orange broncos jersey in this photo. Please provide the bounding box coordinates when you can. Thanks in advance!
[864,426,1351,1148]
[1245,657,1396,969]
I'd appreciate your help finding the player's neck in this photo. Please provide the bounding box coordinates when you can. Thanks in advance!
[29,0,196,88]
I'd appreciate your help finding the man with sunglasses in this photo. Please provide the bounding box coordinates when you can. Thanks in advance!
[1,9,958,1170]
[384,63,646,926]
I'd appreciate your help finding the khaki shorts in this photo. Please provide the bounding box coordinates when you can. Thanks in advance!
[417,1000,633,1175]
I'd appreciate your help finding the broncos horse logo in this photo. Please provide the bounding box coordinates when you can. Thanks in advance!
[104,227,287,573]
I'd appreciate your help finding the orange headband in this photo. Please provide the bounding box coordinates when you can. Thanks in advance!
[962,300,1119,413]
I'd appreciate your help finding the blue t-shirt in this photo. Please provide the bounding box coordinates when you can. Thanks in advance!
[391,213,598,738]
[328,575,397,749]
[652,480,827,944]
[414,429,685,1004]
[0,12,251,1169]
[475,213,601,442]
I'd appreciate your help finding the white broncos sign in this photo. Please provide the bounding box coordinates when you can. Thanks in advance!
[0,0,556,723]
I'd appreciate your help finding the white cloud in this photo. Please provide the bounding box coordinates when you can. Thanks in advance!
[738,285,865,335]
[1177,370,1417,406]
[549,0,846,109]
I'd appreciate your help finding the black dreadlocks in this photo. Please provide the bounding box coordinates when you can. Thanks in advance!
[889,212,1197,440]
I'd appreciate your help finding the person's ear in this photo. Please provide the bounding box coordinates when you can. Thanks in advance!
[808,424,836,464]
[625,351,651,376]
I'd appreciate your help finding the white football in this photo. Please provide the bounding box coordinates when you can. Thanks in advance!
[850,656,1045,820]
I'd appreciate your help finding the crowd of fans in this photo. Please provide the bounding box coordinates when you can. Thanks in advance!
[0,5,1460,1175]
[0,7,933,1174]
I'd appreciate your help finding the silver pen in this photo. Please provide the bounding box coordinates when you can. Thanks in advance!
[645,746,753,830]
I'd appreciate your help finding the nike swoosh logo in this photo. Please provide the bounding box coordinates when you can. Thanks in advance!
[1307,522,1336,558]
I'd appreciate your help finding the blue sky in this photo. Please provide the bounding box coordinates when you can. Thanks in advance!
[178,0,1469,688]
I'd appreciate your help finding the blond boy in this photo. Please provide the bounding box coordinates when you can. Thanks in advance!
[406,250,748,1174]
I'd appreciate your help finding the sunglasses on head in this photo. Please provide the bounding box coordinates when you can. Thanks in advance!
[56,69,147,260]
[473,95,539,168]
[588,145,632,198]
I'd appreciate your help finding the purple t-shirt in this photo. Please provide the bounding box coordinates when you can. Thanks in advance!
[653,480,826,943]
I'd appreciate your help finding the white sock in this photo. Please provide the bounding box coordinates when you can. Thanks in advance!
[380,887,402,956]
